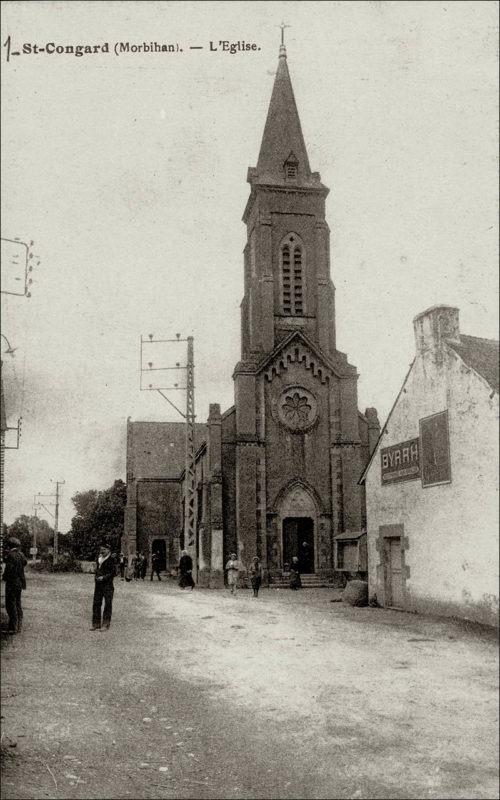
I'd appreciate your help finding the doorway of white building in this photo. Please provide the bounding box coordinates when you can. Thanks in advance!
[384,536,403,607]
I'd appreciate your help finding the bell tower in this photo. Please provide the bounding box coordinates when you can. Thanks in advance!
[230,40,377,578]
[240,41,337,363]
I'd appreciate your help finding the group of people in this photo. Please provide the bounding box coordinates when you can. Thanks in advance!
[93,545,303,629]
[2,536,299,636]
[118,552,162,582]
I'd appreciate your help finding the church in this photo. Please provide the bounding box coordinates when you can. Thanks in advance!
[124,42,380,586]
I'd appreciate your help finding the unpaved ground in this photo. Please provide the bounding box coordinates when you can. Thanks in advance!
[1,572,498,800]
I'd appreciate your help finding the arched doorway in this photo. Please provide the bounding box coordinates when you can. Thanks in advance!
[279,483,318,574]
[151,539,167,572]
[283,517,315,573]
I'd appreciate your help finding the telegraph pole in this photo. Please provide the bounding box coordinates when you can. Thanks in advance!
[32,496,39,559]
[140,333,197,579]
[50,480,65,565]
[184,337,196,557]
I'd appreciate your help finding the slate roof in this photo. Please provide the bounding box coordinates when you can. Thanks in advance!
[128,421,207,480]
[448,334,499,394]
[256,47,311,184]
[335,530,366,541]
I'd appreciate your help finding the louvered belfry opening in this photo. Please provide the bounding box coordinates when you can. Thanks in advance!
[282,244,292,314]
[281,234,304,316]
[293,246,303,314]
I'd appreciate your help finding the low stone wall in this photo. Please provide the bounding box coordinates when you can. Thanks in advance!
[78,560,96,574]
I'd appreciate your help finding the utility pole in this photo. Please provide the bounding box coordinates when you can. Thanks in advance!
[32,496,39,559]
[50,480,65,565]
[184,337,196,555]
[140,333,197,579]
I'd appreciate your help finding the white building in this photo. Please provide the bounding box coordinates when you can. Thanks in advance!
[361,305,498,626]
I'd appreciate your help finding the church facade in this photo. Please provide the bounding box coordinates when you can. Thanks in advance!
[124,44,380,585]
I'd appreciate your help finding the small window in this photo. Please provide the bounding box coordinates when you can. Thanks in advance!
[283,151,299,181]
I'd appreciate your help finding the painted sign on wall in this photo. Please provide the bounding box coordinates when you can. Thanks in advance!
[420,410,451,487]
[381,438,420,484]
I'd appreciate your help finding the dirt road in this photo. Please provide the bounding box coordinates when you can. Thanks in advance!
[1,572,498,799]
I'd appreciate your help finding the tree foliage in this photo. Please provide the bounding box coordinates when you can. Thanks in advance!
[69,479,127,560]
[4,515,54,558]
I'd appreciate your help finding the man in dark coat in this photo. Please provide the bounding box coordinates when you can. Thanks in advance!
[2,537,27,634]
[91,544,116,630]
[150,551,162,581]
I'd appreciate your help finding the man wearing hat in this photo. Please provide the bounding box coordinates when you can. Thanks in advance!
[91,543,116,631]
[2,537,27,634]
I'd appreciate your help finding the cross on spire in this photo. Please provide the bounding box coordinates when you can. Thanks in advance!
[280,21,290,46]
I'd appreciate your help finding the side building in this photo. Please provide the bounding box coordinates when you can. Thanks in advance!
[361,305,499,626]
[124,419,207,573]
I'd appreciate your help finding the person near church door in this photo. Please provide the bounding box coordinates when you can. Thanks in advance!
[150,551,162,581]
[91,544,116,630]
[3,537,27,634]
[249,556,263,597]
[289,556,302,590]
[140,553,148,580]
[118,553,127,580]
[178,550,195,589]
[225,553,240,595]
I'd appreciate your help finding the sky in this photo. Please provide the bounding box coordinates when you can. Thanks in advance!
[1,0,498,532]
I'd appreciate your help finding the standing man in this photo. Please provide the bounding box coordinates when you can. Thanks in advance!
[91,544,116,631]
[118,552,127,581]
[140,552,148,581]
[2,537,27,634]
[150,551,162,581]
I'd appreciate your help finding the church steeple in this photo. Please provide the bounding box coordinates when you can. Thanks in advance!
[240,41,335,364]
[256,44,311,184]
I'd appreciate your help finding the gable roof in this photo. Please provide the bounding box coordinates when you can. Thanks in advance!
[358,360,416,485]
[254,330,357,380]
[128,421,207,480]
[448,334,499,394]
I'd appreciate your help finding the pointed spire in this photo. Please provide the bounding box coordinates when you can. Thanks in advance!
[256,41,311,184]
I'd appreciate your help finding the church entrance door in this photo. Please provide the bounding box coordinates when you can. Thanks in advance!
[151,539,167,572]
[282,517,315,573]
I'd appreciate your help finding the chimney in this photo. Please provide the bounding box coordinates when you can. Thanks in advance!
[413,305,460,355]
[364,407,381,455]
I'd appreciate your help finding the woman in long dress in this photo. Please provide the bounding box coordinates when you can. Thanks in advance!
[178,550,195,590]
[225,553,239,595]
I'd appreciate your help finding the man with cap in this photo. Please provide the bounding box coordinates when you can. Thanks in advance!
[91,543,116,630]
[2,537,27,634]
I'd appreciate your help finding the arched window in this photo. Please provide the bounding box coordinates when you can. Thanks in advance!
[280,234,304,315]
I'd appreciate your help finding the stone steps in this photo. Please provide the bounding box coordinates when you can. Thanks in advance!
[269,575,336,589]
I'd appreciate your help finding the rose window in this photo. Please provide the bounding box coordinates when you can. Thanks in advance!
[277,386,318,432]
